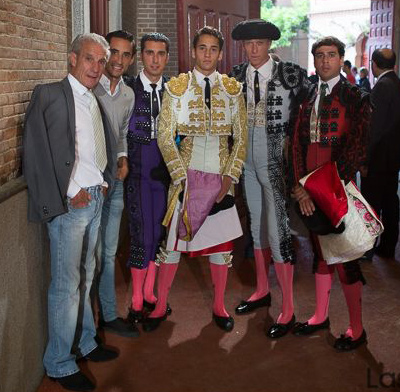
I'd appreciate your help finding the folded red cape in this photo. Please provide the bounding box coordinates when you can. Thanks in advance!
[299,161,348,227]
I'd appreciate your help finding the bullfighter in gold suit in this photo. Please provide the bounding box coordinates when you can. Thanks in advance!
[142,26,247,333]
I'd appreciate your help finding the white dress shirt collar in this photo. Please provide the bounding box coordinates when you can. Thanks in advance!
[193,68,217,86]
[318,74,340,95]
[68,73,89,96]
[99,73,124,97]
[140,70,163,90]
[248,59,273,81]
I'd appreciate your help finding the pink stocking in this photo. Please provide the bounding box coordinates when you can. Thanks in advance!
[247,248,271,302]
[275,263,294,324]
[130,267,147,311]
[144,260,158,304]
[308,272,333,325]
[210,263,230,317]
[149,263,179,318]
[341,281,363,339]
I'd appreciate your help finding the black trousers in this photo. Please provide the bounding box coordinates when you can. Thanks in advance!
[361,171,399,257]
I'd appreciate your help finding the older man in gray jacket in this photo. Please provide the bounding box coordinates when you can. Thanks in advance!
[24,33,117,392]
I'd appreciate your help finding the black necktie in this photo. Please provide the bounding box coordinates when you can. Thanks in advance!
[317,83,328,118]
[254,70,260,105]
[150,83,159,119]
[204,77,211,110]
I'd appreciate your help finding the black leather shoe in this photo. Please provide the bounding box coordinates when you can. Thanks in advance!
[128,309,145,324]
[142,314,167,332]
[85,345,119,362]
[235,293,271,314]
[334,330,367,351]
[266,315,296,338]
[99,317,140,337]
[143,300,172,315]
[213,314,234,332]
[292,318,330,336]
[143,299,156,311]
[51,371,95,391]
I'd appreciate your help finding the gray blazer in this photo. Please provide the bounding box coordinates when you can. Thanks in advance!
[23,77,117,222]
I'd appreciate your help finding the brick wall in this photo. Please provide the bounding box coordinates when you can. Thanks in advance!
[0,0,69,187]
[121,0,136,44]
[122,0,178,77]
[122,0,138,75]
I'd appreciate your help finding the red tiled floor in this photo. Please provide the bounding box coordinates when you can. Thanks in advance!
[36,233,400,392]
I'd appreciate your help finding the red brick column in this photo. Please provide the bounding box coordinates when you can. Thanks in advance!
[122,0,178,77]
[0,0,69,186]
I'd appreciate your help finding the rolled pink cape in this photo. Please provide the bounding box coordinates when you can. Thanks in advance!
[299,161,348,227]
[178,169,222,241]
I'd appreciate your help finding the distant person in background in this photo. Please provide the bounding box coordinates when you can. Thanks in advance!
[343,60,356,84]
[358,67,371,93]
[361,48,400,260]
[352,66,360,84]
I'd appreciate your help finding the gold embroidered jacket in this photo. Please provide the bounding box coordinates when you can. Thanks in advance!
[158,71,247,225]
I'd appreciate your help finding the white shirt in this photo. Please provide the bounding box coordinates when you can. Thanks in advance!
[140,70,162,137]
[314,74,340,113]
[193,67,217,89]
[246,59,273,104]
[189,69,220,174]
[67,74,104,197]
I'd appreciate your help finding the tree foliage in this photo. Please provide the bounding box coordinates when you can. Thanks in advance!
[261,0,309,48]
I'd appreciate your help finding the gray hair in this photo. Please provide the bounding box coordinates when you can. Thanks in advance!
[70,33,110,59]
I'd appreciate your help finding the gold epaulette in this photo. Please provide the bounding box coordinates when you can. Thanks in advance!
[167,73,189,97]
[221,74,242,96]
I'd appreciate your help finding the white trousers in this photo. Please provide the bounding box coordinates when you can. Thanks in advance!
[244,125,287,263]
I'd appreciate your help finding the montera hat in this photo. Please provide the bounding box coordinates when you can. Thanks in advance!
[231,19,281,41]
